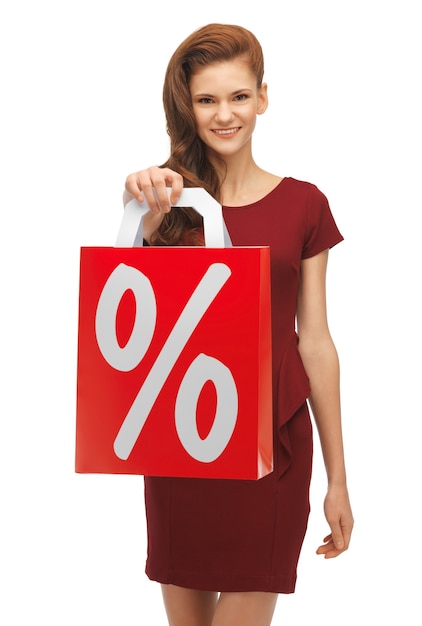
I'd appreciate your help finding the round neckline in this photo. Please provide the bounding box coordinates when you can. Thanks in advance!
[222,177,289,210]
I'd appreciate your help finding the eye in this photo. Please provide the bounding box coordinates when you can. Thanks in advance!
[234,93,249,101]
[197,97,214,104]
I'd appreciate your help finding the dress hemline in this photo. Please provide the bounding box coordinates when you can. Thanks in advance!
[145,565,296,594]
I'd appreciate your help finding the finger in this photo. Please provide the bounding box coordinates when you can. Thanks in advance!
[124,169,165,212]
[316,534,333,555]
[167,172,184,205]
[330,522,345,552]
[148,178,171,213]
[125,173,144,203]
[140,182,162,213]
[316,531,349,559]
[124,167,184,213]
[339,520,353,552]
[316,538,342,559]
[150,168,184,211]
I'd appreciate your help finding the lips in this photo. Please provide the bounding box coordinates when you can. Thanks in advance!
[212,127,241,136]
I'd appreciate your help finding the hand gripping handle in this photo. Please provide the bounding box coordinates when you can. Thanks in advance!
[115,188,232,248]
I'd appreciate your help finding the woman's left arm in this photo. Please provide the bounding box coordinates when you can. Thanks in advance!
[297,249,354,559]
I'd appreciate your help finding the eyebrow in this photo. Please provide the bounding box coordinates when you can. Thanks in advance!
[192,88,253,98]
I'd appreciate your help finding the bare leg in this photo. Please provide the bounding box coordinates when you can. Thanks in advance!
[212,591,278,626]
[160,584,278,626]
[161,584,218,626]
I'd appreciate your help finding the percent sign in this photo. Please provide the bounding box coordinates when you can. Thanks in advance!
[95,261,239,464]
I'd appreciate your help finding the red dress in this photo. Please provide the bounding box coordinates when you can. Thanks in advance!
[143,178,343,593]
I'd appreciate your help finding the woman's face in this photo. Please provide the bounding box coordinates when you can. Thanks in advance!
[189,58,268,160]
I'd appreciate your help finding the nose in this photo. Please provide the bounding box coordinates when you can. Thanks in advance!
[215,101,234,125]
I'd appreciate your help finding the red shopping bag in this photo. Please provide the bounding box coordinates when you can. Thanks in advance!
[75,189,273,479]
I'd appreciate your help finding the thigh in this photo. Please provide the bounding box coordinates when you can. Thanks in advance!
[161,584,218,626]
[213,591,278,626]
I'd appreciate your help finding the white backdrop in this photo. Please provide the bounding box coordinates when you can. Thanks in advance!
[1,0,420,624]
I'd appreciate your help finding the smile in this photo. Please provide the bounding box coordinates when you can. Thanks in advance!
[212,128,241,136]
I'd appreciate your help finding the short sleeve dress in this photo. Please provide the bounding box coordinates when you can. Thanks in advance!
[143,177,343,594]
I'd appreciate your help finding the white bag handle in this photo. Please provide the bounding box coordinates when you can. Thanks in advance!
[116,188,232,248]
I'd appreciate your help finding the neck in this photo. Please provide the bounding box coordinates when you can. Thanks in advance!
[207,143,281,206]
[219,159,282,207]
[209,147,259,191]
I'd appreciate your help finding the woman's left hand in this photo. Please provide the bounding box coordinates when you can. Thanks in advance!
[317,485,354,558]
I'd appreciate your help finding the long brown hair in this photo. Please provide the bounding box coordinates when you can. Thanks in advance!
[151,23,264,245]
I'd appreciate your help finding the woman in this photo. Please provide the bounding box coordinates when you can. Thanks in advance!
[124,23,353,626]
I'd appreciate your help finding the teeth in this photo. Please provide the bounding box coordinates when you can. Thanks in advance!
[214,128,239,135]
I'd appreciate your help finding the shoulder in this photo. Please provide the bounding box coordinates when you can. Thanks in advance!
[282,177,328,202]
[283,179,343,258]
[281,178,333,228]
[274,178,331,228]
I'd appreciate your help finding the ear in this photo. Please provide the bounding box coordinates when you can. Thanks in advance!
[257,83,268,115]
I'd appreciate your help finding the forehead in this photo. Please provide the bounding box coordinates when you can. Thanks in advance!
[189,58,256,92]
